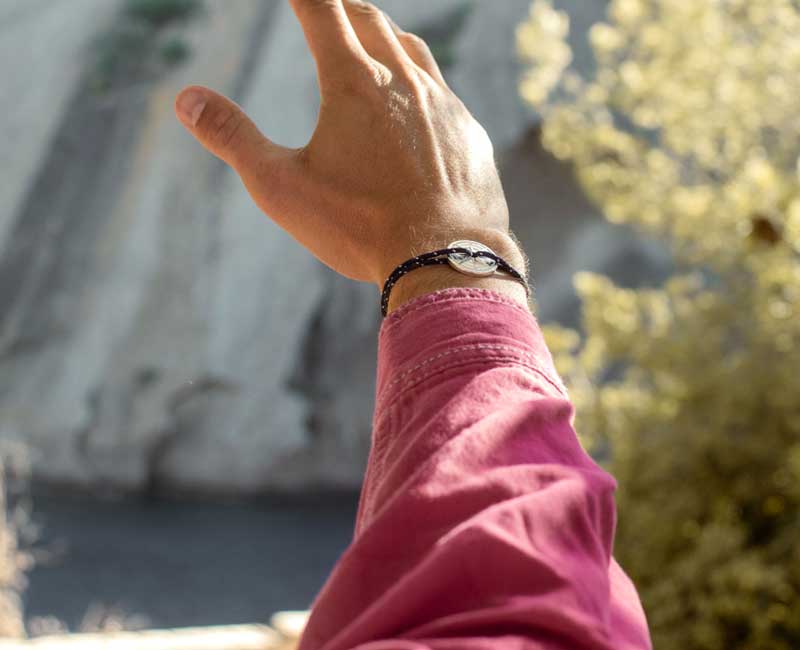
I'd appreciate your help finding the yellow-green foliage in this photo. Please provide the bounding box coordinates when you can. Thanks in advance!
[518,1,800,648]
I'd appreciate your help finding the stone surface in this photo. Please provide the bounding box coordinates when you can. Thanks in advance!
[0,0,670,497]
[448,0,609,152]
[0,0,122,247]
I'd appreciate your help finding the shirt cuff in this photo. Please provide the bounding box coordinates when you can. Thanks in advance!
[375,287,568,415]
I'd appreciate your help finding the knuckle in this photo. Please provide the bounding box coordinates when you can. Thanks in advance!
[326,72,363,98]
[292,0,340,19]
[347,0,380,20]
[327,64,382,98]
[401,32,430,52]
[205,105,244,152]
[328,78,360,99]
[372,63,395,88]
[293,0,338,10]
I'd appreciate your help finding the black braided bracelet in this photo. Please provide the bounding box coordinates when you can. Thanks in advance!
[381,243,531,317]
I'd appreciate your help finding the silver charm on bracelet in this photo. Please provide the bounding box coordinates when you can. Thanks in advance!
[446,240,500,277]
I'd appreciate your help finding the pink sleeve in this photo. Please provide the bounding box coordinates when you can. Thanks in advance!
[296,287,653,650]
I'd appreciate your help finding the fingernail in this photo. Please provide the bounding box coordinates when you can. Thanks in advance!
[177,88,207,127]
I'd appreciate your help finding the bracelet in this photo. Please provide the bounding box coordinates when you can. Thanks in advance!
[380,239,531,317]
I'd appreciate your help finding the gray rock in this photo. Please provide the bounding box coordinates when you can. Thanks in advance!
[0,0,122,246]
[448,0,609,152]
[1,0,669,497]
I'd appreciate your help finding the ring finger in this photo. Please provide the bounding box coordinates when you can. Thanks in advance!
[343,1,413,76]
[383,12,449,88]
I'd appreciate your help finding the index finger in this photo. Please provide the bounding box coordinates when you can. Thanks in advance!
[289,0,372,90]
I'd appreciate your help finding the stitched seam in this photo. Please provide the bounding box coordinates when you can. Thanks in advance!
[362,406,395,527]
[374,355,568,430]
[392,354,566,401]
[385,295,532,331]
[374,356,562,431]
[377,343,564,403]
[382,290,535,333]
[383,343,540,390]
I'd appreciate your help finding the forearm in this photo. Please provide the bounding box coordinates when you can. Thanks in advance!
[176,0,652,645]
[298,288,653,650]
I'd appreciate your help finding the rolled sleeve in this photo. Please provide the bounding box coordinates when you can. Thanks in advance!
[297,288,652,650]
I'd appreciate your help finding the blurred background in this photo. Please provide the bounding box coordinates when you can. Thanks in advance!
[1,1,798,649]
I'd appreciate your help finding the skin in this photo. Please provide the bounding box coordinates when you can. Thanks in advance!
[174,0,532,315]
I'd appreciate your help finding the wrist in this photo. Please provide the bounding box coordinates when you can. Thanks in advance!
[381,230,532,316]
[385,268,531,316]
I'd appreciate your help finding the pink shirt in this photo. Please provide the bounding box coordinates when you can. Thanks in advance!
[297,287,652,650]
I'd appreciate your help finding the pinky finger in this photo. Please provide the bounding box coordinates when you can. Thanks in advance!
[382,13,449,88]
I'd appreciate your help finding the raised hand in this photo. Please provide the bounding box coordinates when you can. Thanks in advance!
[175,0,522,290]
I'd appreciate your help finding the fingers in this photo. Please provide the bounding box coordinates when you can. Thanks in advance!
[175,85,296,194]
[289,0,372,92]
[342,1,411,73]
[383,13,449,88]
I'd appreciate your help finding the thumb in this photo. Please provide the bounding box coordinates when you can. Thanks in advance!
[175,85,292,177]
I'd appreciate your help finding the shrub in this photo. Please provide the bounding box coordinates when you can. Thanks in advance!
[160,37,191,65]
[518,1,800,648]
[90,20,152,90]
[124,0,201,27]
[89,0,202,93]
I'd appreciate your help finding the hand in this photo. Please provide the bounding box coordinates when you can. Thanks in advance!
[175,0,521,290]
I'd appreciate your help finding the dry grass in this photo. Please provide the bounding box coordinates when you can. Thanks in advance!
[0,441,151,639]
[0,444,34,638]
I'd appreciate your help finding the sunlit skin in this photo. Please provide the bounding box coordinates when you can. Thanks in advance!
[519,1,800,647]
[175,0,530,315]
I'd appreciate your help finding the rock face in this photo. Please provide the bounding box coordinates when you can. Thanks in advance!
[0,0,123,244]
[0,0,670,497]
